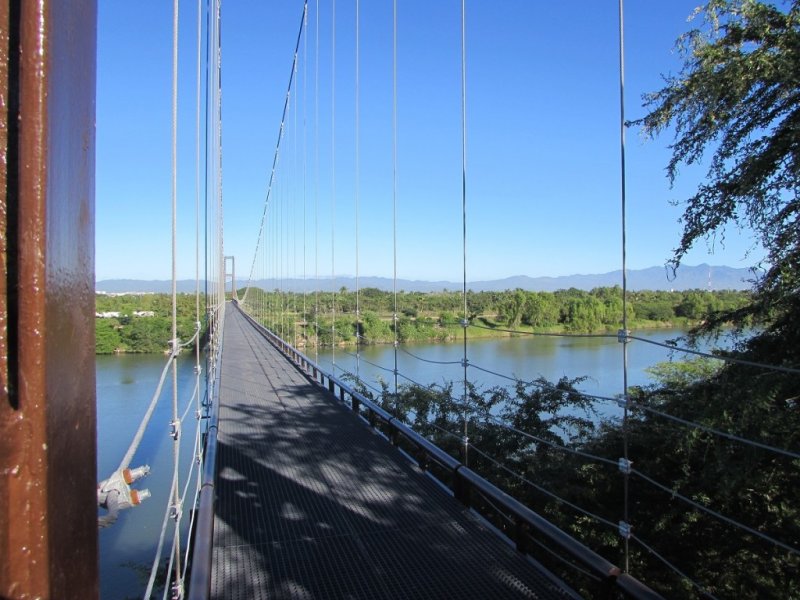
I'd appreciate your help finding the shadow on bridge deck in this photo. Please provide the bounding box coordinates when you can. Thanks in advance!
[210,306,577,599]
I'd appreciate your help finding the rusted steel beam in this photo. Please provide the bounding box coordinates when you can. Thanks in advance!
[0,0,98,598]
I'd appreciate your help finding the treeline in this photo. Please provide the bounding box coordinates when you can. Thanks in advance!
[95,293,203,354]
[241,286,751,347]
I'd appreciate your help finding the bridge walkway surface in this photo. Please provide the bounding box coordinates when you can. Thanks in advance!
[210,306,577,599]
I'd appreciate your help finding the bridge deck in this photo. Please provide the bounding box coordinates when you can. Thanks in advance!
[210,307,575,599]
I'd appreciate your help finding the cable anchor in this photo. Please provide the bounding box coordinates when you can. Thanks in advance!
[618,521,632,540]
[97,465,152,528]
[617,328,631,344]
[169,503,182,521]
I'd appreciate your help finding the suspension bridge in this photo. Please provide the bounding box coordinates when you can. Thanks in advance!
[2,0,799,599]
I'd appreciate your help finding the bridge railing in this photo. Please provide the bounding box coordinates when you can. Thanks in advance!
[187,318,225,600]
[232,303,662,600]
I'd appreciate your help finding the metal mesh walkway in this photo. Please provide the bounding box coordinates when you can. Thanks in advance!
[210,307,577,599]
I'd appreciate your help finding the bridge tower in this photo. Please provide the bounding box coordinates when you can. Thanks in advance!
[225,255,236,300]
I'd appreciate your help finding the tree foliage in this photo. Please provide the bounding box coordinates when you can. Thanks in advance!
[632,0,800,332]
[94,293,203,354]
[242,286,749,348]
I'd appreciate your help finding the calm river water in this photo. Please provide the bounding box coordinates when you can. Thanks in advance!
[96,328,722,598]
[97,354,204,600]
[314,328,720,419]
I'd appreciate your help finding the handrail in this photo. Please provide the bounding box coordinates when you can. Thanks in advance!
[186,309,225,600]
[457,467,661,599]
[234,304,662,599]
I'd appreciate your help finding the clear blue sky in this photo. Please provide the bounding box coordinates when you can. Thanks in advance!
[96,1,761,284]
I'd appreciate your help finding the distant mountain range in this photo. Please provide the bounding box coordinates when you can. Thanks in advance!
[97,264,753,294]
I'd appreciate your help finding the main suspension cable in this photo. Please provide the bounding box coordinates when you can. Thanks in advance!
[242,4,308,299]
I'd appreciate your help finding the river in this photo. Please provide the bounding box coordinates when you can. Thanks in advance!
[97,353,204,600]
[96,328,722,598]
[313,328,721,419]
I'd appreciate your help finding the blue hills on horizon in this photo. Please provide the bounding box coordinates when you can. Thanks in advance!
[97,263,753,294]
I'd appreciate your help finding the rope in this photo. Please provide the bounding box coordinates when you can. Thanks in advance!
[302,2,309,352]
[483,413,619,468]
[178,423,204,578]
[314,0,320,364]
[628,334,800,375]
[170,0,184,588]
[632,534,719,599]
[143,463,180,599]
[464,440,619,530]
[459,0,469,468]
[342,351,394,375]
[319,343,800,462]
[618,0,631,572]
[355,0,361,380]
[392,0,399,408]
[118,348,179,472]
[242,5,308,297]
[398,346,463,365]
[469,321,800,377]
[470,323,619,339]
[631,467,799,556]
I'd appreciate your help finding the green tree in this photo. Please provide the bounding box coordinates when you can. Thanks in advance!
[521,292,560,328]
[632,0,800,333]
[95,319,122,354]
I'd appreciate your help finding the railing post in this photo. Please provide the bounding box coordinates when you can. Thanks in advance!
[352,395,360,415]
[339,387,345,403]
[417,449,430,472]
[328,379,335,395]
[515,518,529,554]
[454,470,470,507]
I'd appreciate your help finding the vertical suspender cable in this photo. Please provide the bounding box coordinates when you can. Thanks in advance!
[355,0,361,380]
[303,3,308,348]
[280,148,285,339]
[183,0,205,579]
[460,0,469,468]
[392,0,399,407]
[216,0,224,361]
[203,0,210,359]
[618,0,631,573]
[289,51,296,347]
[194,0,202,400]
[314,0,320,363]
[169,0,183,591]
[331,0,337,370]
[215,0,224,336]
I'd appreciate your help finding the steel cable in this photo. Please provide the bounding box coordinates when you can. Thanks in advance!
[632,534,718,599]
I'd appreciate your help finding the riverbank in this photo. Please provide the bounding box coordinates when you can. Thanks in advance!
[267,314,696,350]
[94,287,749,354]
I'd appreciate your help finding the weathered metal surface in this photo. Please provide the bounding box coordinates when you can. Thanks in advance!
[0,0,98,597]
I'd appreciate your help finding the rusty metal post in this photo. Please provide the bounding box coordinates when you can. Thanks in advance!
[0,0,98,598]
